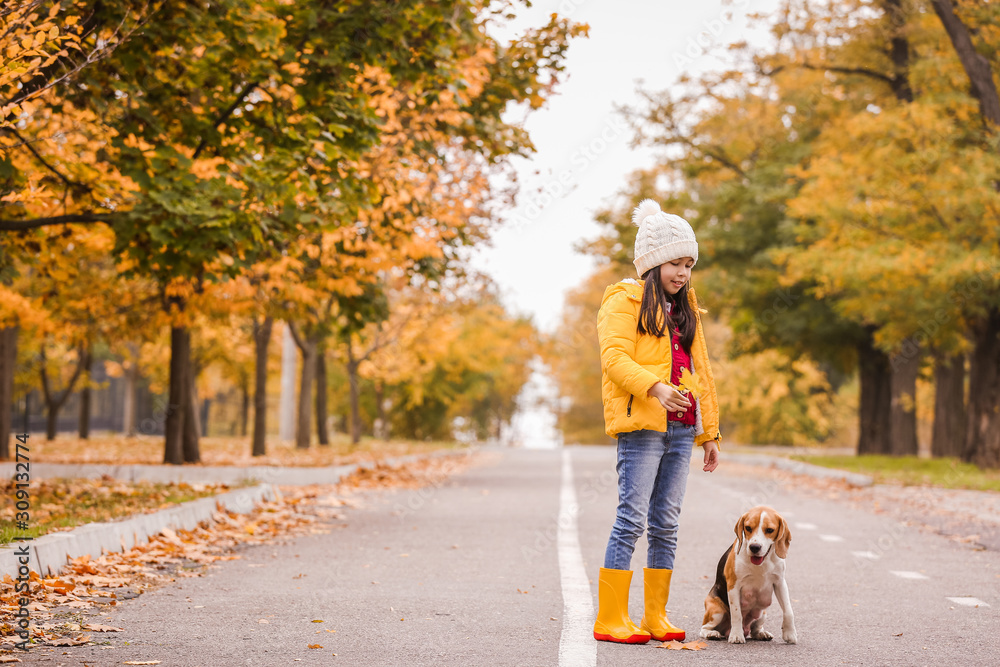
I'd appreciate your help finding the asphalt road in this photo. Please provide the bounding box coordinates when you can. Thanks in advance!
[33,446,1000,666]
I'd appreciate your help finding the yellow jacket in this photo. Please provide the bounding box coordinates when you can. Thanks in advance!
[597,278,722,448]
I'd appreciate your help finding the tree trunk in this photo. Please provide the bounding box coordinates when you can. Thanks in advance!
[39,345,85,442]
[163,325,189,465]
[315,343,329,446]
[931,349,965,458]
[182,355,201,463]
[374,382,388,440]
[964,308,1000,468]
[252,316,273,457]
[880,0,913,102]
[930,0,1000,126]
[857,332,892,455]
[0,325,17,459]
[78,343,92,439]
[240,378,249,437]
[122,342,139,437]
[346,351,361,446]
[889,344,920,457]
[289,324,316,450]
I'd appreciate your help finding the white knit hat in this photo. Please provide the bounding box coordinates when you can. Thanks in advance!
[631,199,698,277]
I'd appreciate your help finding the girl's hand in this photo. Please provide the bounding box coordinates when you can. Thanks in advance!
[648,382,692,412]
[702,441,720,472]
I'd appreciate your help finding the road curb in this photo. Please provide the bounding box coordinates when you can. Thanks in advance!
[724,452,874,487]
[0,448,475,579]
[0,447,474,486]
[0,483,279,579]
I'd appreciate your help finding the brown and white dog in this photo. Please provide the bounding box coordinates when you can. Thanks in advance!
[699,505,797,644]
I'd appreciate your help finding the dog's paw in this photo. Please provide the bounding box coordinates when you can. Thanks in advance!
[728,630,746,644]
[782,627,797,644]
[751,629,773,641]
[700,628,722,640]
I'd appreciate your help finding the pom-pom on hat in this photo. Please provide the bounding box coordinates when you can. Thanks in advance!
[631,199,698,277]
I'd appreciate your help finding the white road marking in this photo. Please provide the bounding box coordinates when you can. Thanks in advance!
[947,597,990,607]
[890,570,929,580]
[558,449,596,667]
[819,534,844,542]
[851,551,881,560]
[795,522,817,530]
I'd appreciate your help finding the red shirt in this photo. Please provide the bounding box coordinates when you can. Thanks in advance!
[667,315,697,426]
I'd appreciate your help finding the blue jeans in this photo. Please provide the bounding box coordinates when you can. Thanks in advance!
[604,422,696,570]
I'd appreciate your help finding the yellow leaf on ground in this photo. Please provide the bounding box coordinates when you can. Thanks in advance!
[658,639,707,650]
[307,644,323,649]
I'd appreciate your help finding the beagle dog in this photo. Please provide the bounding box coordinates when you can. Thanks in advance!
[699,505,797,644]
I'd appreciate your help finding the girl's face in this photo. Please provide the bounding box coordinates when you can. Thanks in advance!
[658,257,695,295]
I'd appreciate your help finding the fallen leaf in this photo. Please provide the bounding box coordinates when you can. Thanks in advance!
[307,644,323,649]
[658,639,707,651]
[122,662,161,665]
[84,624,124,632]
[0,657,21,663]
[47,635,90,646]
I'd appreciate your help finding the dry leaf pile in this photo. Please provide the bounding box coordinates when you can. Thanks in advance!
[0,451,476,656]
[337,452,481,492]
[0,490,328,651]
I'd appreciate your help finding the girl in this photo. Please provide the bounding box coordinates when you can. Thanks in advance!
[593,199,722,644]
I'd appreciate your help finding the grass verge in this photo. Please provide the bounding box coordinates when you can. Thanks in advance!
[0,477,251,544]
[790,454,1000,492]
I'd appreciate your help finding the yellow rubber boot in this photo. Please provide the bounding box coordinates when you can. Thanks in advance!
[640,568,686,641]
[593,568,651,644]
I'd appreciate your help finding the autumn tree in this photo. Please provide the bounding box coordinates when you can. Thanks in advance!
[1,1,583,461]
[924,0,1000,468]
[273,14,586,448]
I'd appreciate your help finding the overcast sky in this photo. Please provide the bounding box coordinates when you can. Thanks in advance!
[464,0,782,334]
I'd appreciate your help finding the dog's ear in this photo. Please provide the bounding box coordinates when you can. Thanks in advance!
[774,514,792,559]
[734,513,747,554]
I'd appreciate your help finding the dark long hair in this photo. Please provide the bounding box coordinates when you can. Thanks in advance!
[636,267,696,351]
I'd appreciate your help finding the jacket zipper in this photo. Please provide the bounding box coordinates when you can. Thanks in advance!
[626,394,633,417]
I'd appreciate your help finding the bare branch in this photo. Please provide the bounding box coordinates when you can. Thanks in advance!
[3,127,90,192]
[192,80,259,160]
